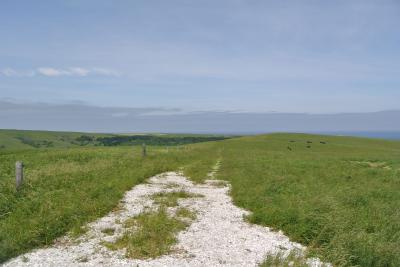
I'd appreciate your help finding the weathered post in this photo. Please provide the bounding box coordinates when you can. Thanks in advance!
[16,161,23,190]
[142,143,147,157]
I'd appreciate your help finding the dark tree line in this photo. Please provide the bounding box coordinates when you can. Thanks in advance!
[76,135,229,146]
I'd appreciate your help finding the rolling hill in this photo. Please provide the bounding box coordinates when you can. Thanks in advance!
[0,131,399,266]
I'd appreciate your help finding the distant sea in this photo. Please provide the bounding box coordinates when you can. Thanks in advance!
[314,131,400,140]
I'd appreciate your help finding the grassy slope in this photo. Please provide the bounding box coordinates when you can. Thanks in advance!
[215,134,400,266]
[0,129,111,150]
[0,129,229,150]
[0,143,219,262]
[1,132,399,266]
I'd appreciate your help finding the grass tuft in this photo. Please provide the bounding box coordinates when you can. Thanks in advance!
[70,225,89,239]
[101,228,115,236]
[105,208,188,259]
[260,252,309,267]
[176,207,197,220]
[151,191,203,207]
[209,180,228,188]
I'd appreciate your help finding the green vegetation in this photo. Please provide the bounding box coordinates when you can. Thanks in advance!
[95,134,228,146]
[0,129,94,150]
[105,208,189,259]
[1,130,399,266]
[0,139,218,263]
[0,146,178,261]
[105,190,199,259]
[208,180,228,188]
[215,134,400,266]
[0,129,230,150]
[101,228,115,236]
[260,251,309,267]
[184,146,223,183]
[151,191,203,207]
[176,207,197,220]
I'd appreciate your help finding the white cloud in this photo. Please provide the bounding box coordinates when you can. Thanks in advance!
[1,67,120,78]
[0,68,35,77]
[36,67,120,77]
[37,67,69,76]
[69,67,90,76]
[92,68,121,77]
[1,68,18,76]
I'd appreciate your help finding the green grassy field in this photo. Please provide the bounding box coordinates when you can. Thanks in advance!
[0,129,230,150]
[1,131,399,266]
[215,134,400,266]
[0,141,219,262]
[0,129,93,150]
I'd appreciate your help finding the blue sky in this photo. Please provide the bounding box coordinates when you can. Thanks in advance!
[1,0,400,113]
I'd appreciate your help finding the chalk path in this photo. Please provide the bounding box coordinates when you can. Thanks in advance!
[4,172,327,267]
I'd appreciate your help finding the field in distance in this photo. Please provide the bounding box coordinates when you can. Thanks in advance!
[0,131,399,266]
[0,129,230,150]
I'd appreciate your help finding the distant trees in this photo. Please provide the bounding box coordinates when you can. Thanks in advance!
[16,137,54,148]
[74,135,229,146]
[95,135,228,146]
[75,135,96,146]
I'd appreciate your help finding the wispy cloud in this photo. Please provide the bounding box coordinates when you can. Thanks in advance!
[92,68,120,76]
[37,67,70,77]
[0,67,120,77]
[37,67,121,77]
[0,68,35,77]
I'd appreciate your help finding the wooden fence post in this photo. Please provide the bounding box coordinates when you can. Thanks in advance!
[16,161,23,190]
[142,143,147,157]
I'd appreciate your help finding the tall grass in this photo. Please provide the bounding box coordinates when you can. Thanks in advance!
[0,140,221,263]
[216,134,400,266]
[0,147,168,261]
[2,133,399,266]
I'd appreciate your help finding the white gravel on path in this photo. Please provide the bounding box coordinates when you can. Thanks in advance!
[4,171,328,267]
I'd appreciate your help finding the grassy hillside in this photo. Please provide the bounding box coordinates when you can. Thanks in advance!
[0,129,89,150]
[214,134,400,266]
[1,131,399,266]
[0,143,220,262]
[0,129,229,150]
